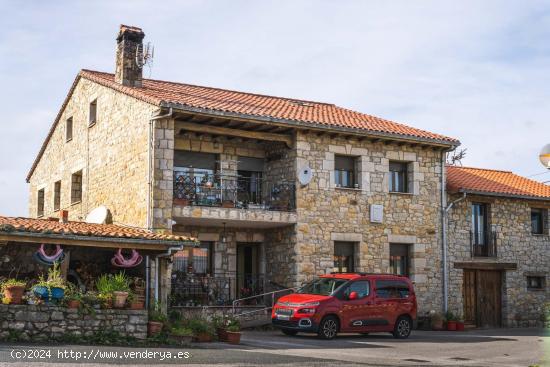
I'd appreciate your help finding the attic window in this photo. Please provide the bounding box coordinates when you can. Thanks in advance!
[37,188,45,217]
[66,117,73,142]
[89,99,97,126]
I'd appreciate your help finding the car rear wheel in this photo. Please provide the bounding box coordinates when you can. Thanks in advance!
[393,316,412,339]
[282,329,298,336]
[318,316,339,340]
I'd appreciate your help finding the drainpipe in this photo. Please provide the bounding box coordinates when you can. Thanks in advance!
[147,108,174,231]
[153,245,183,305]
[145,255,150,309]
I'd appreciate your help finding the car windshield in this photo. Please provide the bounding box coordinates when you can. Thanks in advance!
[297,277,348,296]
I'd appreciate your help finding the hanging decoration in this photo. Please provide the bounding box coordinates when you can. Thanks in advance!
[111,249,143,268]
[33,244,65,266]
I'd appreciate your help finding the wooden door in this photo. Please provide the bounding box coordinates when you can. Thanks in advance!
[462,270,502,328]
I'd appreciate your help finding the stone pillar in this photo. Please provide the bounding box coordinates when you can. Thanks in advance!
[152,118,174,232]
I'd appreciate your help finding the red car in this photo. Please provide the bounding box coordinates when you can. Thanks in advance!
[272,273,417,339]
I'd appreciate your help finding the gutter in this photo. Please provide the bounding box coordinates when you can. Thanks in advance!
[147,108,173,231]
[456,189,550,202]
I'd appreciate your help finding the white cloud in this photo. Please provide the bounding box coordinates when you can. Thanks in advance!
[0,0,549,216]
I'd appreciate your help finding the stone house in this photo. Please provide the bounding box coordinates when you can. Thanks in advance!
[25,25,547,324]
[446,166,549,327]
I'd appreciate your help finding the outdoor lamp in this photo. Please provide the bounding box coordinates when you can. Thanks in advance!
[539,144,550,169]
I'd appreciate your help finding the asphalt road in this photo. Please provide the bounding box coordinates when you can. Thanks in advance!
[0,328,546,366]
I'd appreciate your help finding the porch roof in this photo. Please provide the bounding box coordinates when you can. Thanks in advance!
[0,216,198,251]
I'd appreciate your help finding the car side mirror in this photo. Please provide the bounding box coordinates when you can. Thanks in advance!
[348,291,358,300]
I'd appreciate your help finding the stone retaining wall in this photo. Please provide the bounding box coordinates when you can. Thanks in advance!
[0,305,148,341]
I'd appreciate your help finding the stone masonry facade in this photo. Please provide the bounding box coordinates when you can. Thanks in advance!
[447,194,549,327]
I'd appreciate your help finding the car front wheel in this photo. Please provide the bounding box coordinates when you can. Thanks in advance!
[318,316,339,340]
[393,316,412,339]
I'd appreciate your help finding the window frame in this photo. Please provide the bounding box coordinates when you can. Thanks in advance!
[472,202,489,245]
[37,188,45,217]
[389,161,409,193]
[66,117,73,142]
[173,241,213,275]
[531,208,547,235]
[526,276,545,290]
[389,243,411,277]
[53,181,61,212]
[88,99,97,127]
[71,171,83,204]
[334,155,358,189]
[333,241,356,273]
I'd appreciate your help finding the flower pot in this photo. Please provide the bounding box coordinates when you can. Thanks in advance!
[174,198,190,206]
[194,332,213,342]
[456,321,465,331]
[67,299,80,309]
[226,331,241,345]
[129,301,144,310]
[222,201,234,208]
[4,285,25,305]
[148,321,163,336]
[50,287,64,300]
[216,327,228,342]
[113,291,128,308]
[431,319,444,330]
[447,321,457,331]
[171,334,193,345]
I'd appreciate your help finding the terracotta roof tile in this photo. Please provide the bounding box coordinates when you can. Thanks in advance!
[0,216,196,243]
[80,69,459,144]
[446,166,550,199]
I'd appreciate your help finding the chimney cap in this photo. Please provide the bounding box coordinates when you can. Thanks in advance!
[117,24,145,41]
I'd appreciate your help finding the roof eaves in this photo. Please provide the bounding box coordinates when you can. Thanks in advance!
[163,102,461,148]
[456,188,550,202]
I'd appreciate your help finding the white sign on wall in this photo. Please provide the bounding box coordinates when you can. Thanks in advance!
[370,204,384,223]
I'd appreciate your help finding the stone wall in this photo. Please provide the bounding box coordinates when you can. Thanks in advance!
[28,77,156,228]
[0,305,148,341]
[447,194,549,327]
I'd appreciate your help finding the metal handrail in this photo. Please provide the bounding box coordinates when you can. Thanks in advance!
[232,287,296,317]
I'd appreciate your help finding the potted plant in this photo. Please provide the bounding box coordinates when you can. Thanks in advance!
[1,279,26,304]
[110,272,130,308]
[225,317,241,345]
[127,292,144,310]
[212,315,227,342]
[189,318,213,342]
[456,314,465,331]
[148,301,167,337]
[446,311,457,331]
[431,312,444,331]
[65,283,82,309]
[170,326,194,345]
[95,274,114,308]
[33,263,66,303]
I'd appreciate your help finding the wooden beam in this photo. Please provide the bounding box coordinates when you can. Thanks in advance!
[454,262,517,270]
[176,121,293,148]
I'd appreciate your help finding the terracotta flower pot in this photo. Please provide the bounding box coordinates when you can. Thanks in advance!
[113,291,128,308]
[447,321,457,331]
[148,321,163,336]
[129,301,144,310]
[67,299,81,309]
[194,332,213,342]
[226,331,241,345]
[222,201,234,208]
[216,327,228,342]
[431,319,444,330]
[4,285,25,305]
[456,321,465,331]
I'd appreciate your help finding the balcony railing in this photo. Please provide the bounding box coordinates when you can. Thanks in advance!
[169,272,269,306]
[173,172,295,211]
[469,229,497,257]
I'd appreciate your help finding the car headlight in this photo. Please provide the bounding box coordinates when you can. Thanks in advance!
[297,307,317,314]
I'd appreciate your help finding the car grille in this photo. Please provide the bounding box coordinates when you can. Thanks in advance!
[273,319,299,328]
[276,308,293,316]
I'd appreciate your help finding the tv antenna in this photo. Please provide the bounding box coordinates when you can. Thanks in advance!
[136,42,154,77]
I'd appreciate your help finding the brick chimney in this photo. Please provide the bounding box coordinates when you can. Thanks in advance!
[59,210,69,223]
[115,25,145,87]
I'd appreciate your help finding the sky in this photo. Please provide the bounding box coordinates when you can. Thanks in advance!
[0,0,549,216]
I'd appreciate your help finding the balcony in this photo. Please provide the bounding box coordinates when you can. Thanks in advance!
[172,171,297,228]
[470,230,497,258]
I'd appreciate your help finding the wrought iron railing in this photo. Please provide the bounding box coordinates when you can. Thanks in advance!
[169,272,269,307]
[469,230,497,257]
[173,172,295,211]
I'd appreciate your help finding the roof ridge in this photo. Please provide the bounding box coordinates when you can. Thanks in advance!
[80,69,336,106]
[446,165,513,174]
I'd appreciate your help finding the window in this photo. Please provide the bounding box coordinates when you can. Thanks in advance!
[53,181,61,211]
[237,156,264,205]
[89,99,97,126]
[37,189,45,217]
[527,276,545,290]
[333,241,355,273]
[172,241,213,274]
[389,161,408,193]
[343,280,370,299]
[472,203,488,245]
[335,155,357,188]
[66,117,73,141]
[375,280,410,299]
[390,244,410,276]
[531,208,547,235]
[71,171,82,204]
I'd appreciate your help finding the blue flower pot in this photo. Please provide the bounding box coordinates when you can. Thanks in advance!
[33,286,49,299]
[50,287,64,299]
[33,286,64,300]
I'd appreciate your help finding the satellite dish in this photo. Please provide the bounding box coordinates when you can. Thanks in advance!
[539,144,550,168]
[86,206,112,224]
[298,165,313,185]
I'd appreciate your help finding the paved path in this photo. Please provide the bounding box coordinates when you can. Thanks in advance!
[0,328,546,366]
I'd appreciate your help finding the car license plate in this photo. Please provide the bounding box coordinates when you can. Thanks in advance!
[277,314,290,320]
